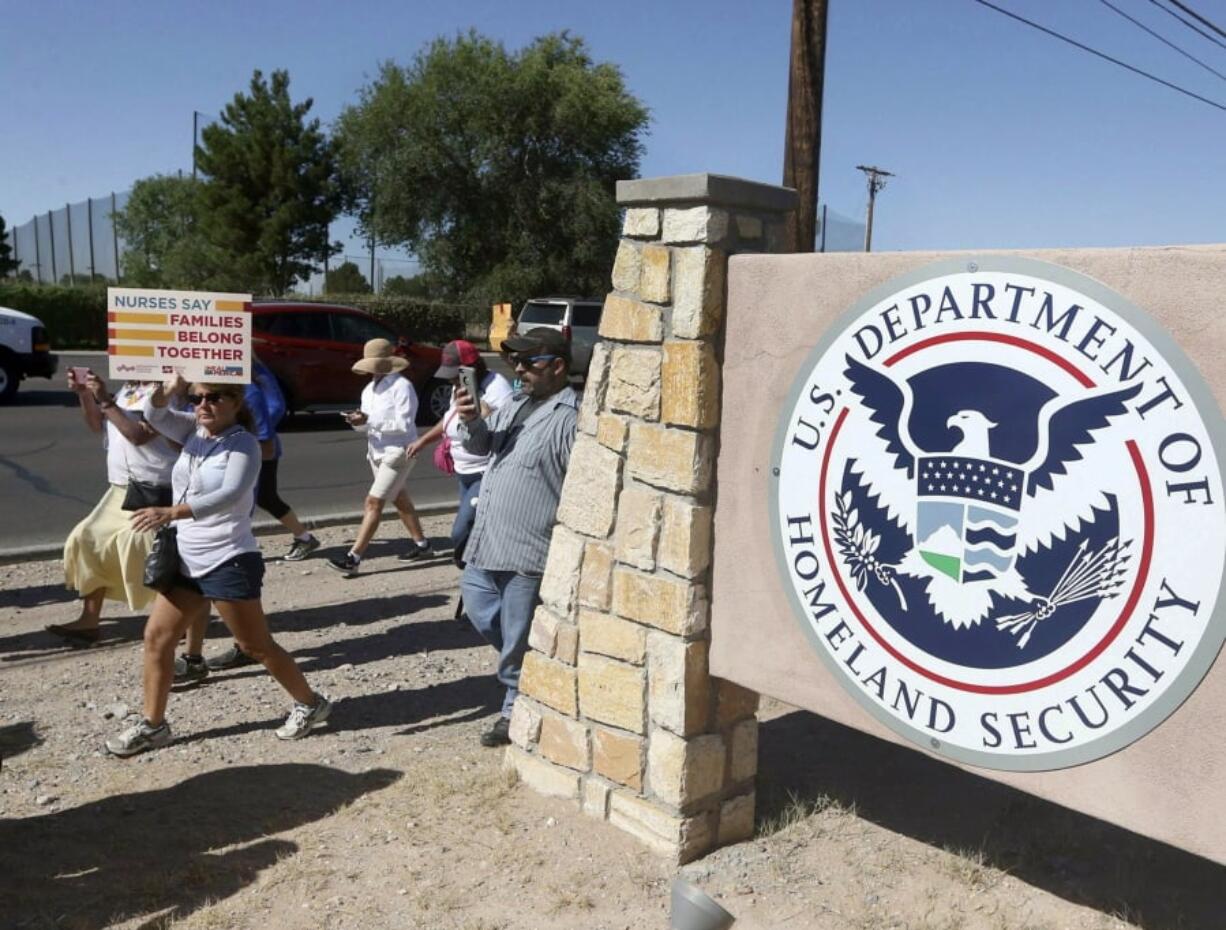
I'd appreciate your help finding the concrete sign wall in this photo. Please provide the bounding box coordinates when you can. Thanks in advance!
[712,246,1226,865]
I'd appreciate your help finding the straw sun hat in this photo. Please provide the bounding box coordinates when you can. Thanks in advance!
[352,338,409,375]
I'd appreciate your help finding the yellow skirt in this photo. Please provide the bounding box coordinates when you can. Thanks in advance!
[63,484,157,611]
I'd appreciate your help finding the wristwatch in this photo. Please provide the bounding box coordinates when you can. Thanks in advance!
[98,397,117,410]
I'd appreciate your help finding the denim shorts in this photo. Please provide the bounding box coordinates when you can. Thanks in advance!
[173,551,265,601]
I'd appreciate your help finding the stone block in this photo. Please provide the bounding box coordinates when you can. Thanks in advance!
[596,414,629,452]
[579,608,647,664]
[527,605,563,659]
[648,633,711,736]
[608,793,716,862]
[626,423,713,495]
[639,245,671,304]
[508,699,542,749]
[556,435,623,539]
[614,486,662,571]
[583,778,612,818]
[612,568,707,637]
[661,340,720,430]
[661,206,729,245]
[578,541,614,610]
[735,214,764,239]
[520,651,577,717]
[593,726,644,790]
[658,497,713,579]
[648,729,726,808]
[714,678,760,727]
[555,622,579,665]
[540,713,590,771]
[623,207,660,239]
[578,653,646,733]
[606,347,661,421]
[507,746,580,799]
[611,240,642,293]
[539,525,586,615]
[765,220,788,253]
[728,718,758,784]
[672,246,726,339]
[599,294,664,343]
[718,792,755,845]
[577,341,612,435]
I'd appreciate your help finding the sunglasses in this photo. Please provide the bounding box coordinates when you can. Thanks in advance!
[187,392,229,405]
[510,354,559,369]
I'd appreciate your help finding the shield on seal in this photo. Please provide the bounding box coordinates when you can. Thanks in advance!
[914,454,1023,584]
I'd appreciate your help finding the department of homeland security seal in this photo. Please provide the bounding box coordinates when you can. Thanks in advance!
[772,257,1226,771]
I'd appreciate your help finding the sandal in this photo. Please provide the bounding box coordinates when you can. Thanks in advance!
[46,624,101,645]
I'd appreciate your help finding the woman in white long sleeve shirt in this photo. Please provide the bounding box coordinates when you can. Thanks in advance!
[104,376,331,758]
[327,338,431,578]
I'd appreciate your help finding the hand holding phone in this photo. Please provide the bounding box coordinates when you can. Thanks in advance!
[458,366,480,408]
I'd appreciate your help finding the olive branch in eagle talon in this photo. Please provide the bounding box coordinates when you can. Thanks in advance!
[993,536,1133,649]
[833,490,909,611]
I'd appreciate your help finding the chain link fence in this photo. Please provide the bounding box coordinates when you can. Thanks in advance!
[6,192,130,284]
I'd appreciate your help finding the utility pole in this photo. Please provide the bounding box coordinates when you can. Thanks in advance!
[782,0,829,253]
[856,165,893,252]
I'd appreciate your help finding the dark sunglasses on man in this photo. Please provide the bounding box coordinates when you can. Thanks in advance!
[510,354,559,370]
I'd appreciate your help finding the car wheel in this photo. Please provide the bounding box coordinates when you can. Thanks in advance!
[0,357,19,404]
[418,378,452,426]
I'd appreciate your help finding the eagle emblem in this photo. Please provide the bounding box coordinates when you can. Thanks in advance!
[833,354,1141,657]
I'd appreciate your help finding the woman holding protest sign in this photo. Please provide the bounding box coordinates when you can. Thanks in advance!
[47,370,178,645]
[104,374,331,757]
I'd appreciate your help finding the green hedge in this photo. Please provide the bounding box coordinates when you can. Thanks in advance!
[288,294,489,344]
[0,285,489,350]
[0,284,108,349]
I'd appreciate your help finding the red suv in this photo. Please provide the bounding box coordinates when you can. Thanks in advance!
[251,302,450,424]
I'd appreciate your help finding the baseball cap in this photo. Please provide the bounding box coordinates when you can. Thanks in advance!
[503,327,571,361]
[434,339,482,379]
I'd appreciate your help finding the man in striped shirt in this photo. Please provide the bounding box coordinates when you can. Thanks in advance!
[455,329,578,747]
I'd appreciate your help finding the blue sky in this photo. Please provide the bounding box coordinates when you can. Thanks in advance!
[2,0,1224,273]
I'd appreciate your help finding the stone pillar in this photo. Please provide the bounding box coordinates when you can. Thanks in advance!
[505,173,797,862]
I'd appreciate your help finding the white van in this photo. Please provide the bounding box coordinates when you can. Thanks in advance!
[513,297,603,376]
[0,305,58,403]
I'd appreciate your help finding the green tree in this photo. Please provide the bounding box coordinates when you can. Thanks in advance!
[197,69,340,295]
[335,31,648,306]
[325,260,371,294]
[382,273,433,298]
[113,175,233,289]
[0,214,18,277]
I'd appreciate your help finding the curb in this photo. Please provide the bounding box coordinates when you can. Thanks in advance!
[0,502,458,566]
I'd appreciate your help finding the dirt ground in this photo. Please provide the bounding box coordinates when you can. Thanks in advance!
[1,516,1222,929]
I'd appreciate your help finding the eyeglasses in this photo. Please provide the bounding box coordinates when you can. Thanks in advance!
[187,392,228,405]
[510,354,559,370]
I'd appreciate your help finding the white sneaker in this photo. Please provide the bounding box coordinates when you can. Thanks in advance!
[105,719,172,757]
[276,693,333,740]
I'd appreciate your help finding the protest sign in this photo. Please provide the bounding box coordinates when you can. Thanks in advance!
[107,287,253,384]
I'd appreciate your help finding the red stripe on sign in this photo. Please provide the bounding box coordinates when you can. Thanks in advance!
[107,329,116,340]
[107,345,117,355]
[107,312,116,322]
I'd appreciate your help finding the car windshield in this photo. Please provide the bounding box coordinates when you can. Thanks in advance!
[519,302,565,326]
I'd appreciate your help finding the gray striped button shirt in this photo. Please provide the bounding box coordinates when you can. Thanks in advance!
[458,385,579,574]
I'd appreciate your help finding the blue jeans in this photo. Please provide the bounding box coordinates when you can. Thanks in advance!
[451,472,483,552]
[460,565,542,717]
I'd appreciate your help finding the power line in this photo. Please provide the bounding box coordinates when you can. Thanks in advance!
[1144,0,1226,51]
[1165,0,1226,41]
[1097,0,1226,83]
[970,0,1226,113]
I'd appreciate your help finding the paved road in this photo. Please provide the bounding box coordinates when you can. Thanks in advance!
[0,353,499,554]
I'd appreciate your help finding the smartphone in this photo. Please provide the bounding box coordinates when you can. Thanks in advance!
[71,366,90,383]
[458,366,480,405]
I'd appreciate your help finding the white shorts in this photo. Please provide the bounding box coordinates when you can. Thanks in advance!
[367,448,417,501]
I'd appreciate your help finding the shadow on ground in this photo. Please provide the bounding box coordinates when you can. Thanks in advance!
[0,763,400,929]
[757,710,1225,930]
[0,721,42,768]
[0,581,78,610]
